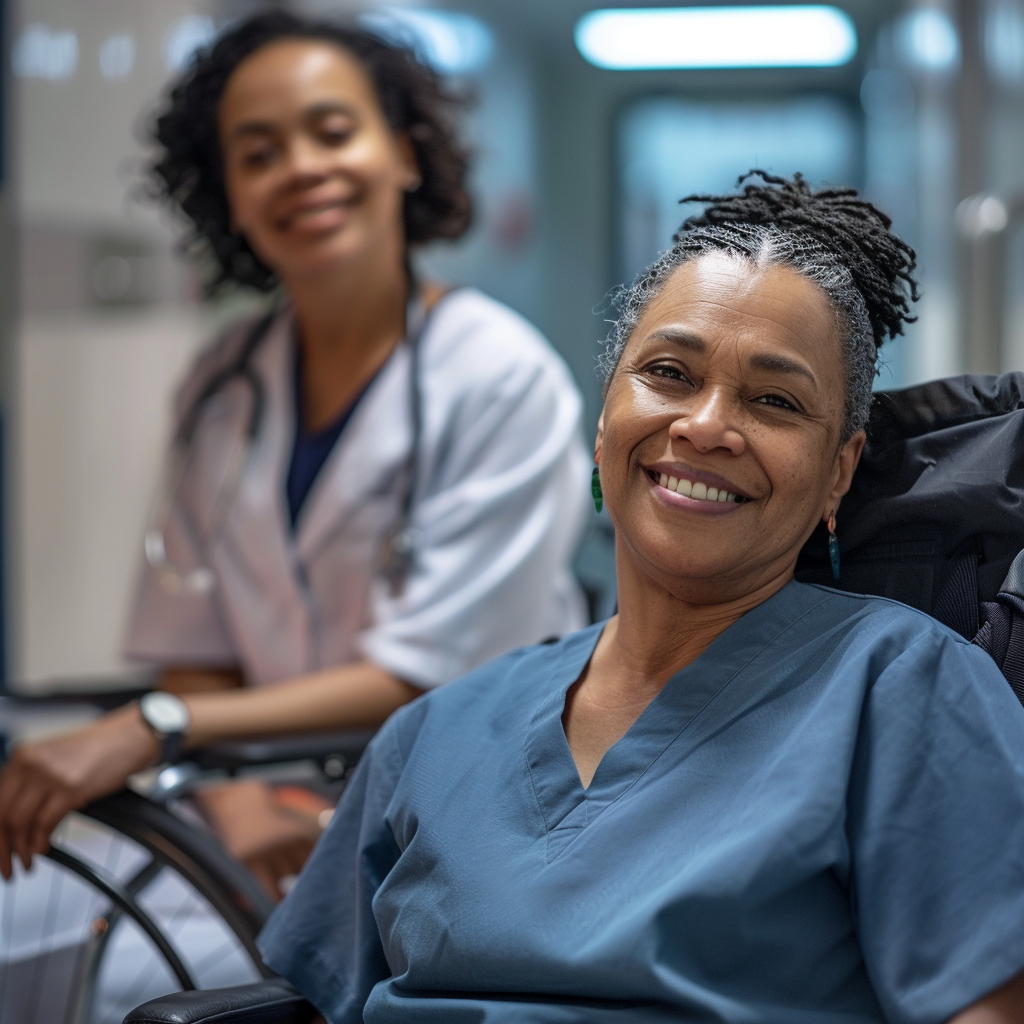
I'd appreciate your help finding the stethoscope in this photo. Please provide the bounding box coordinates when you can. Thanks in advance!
[144,289,436,598]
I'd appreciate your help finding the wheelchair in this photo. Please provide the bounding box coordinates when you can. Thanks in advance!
[0,690,370,1024]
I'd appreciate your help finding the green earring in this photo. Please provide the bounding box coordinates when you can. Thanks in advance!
[591,466,603,513]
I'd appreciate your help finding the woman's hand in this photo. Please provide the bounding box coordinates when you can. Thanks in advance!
[949,967,1024,1023]
[194,780,327,900]
[0,705,160,879]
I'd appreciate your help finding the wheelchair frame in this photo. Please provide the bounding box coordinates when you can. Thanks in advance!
[0,692,370,1024]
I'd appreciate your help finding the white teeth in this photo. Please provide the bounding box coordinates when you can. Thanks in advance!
[654,470,742,503]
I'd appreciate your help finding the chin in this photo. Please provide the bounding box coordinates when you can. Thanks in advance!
[632,526,738,582]
[661,557,738,587]
[275,237,369,281]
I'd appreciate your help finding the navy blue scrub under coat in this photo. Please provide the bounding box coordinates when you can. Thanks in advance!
[258,581,1024,1024]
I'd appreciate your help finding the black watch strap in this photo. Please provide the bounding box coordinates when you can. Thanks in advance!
[160,730,185,764]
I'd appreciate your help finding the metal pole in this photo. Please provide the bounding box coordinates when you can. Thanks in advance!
[956,0,987,201]
[957,191,1024,373]
[954,0,1001,372]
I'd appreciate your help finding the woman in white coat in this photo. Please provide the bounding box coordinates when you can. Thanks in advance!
[0,12,590,892]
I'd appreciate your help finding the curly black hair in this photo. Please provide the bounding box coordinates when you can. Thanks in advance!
[148,11,473,294]
[602,171,919,441]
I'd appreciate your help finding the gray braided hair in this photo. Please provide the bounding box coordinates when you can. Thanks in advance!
[601,172,918,442]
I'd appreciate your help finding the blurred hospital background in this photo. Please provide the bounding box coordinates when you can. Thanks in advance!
[0,0,1022,691]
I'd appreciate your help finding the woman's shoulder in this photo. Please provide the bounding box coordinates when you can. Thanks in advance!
[789,581,1010,703]
[423,287,576,389]
[429,286,549,346]
[796,581,974,648]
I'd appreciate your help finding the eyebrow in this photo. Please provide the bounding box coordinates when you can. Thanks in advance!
[227,101,360,140]
[648,328,705,353]
[747,352,817,387]
[647,328,817,387]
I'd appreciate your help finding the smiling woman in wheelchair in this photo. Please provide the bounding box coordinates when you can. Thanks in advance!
[258,174,1024,1024]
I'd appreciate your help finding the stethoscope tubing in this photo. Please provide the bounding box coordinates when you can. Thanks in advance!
[144,288,442,596]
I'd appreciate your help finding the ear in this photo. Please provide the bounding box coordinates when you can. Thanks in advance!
[394,132,421,191]
[823,429,865,523]
[594,411,605,465]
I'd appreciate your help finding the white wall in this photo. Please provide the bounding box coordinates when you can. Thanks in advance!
[16,0,216,231]
[13,309,209,688]
[10,0,218,690]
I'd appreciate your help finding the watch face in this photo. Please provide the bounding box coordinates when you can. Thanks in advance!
[141,692,190,734]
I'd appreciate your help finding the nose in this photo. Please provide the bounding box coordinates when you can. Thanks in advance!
[668,386,745,456]
[282,136,331,183]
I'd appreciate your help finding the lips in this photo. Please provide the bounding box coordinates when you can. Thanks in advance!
[276,196,355,231]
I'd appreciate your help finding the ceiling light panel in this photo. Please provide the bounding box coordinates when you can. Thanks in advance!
[575,6,858,70]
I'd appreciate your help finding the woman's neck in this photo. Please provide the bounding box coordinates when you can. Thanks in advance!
[598,542,796,695]
[282,244,410,432]
[562,546,794,788]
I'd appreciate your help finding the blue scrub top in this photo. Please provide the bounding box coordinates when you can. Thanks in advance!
[258,581,1024,1024]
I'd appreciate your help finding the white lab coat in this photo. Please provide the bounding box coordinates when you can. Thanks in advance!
[124,289,591,688]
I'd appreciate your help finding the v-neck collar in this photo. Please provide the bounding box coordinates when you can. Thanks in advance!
[525,581,831,862]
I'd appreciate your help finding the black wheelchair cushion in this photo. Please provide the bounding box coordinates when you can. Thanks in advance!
[122,979,314,1024]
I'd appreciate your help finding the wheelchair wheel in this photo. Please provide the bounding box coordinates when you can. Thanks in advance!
[0,789,276,1024]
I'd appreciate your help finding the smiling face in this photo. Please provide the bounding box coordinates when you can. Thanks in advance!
[597,252,866,605]
[218,39,419,285]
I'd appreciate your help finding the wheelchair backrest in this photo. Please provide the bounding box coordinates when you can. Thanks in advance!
[794,372,1024,702]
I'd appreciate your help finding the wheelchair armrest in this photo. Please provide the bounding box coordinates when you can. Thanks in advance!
[187,729,375,772]
[123,979,315,1024]
[0,687,152,711]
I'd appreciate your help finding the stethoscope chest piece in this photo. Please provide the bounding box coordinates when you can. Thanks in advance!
[145,527,217,595]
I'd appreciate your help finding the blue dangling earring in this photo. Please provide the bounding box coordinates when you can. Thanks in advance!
[591,466,603,513]
[828,512,840,580]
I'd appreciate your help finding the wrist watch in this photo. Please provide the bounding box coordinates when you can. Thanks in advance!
[139,691,191,764]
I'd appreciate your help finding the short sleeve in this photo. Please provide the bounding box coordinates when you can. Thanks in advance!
[257,710,412,1022]
[359,306,590,687]
[848,630,1024,1024]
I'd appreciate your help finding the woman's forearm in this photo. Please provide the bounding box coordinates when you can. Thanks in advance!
[0,661,421,879]
[180,662,423,747]
[160,666,246,694]
[948,967,1024,1023]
